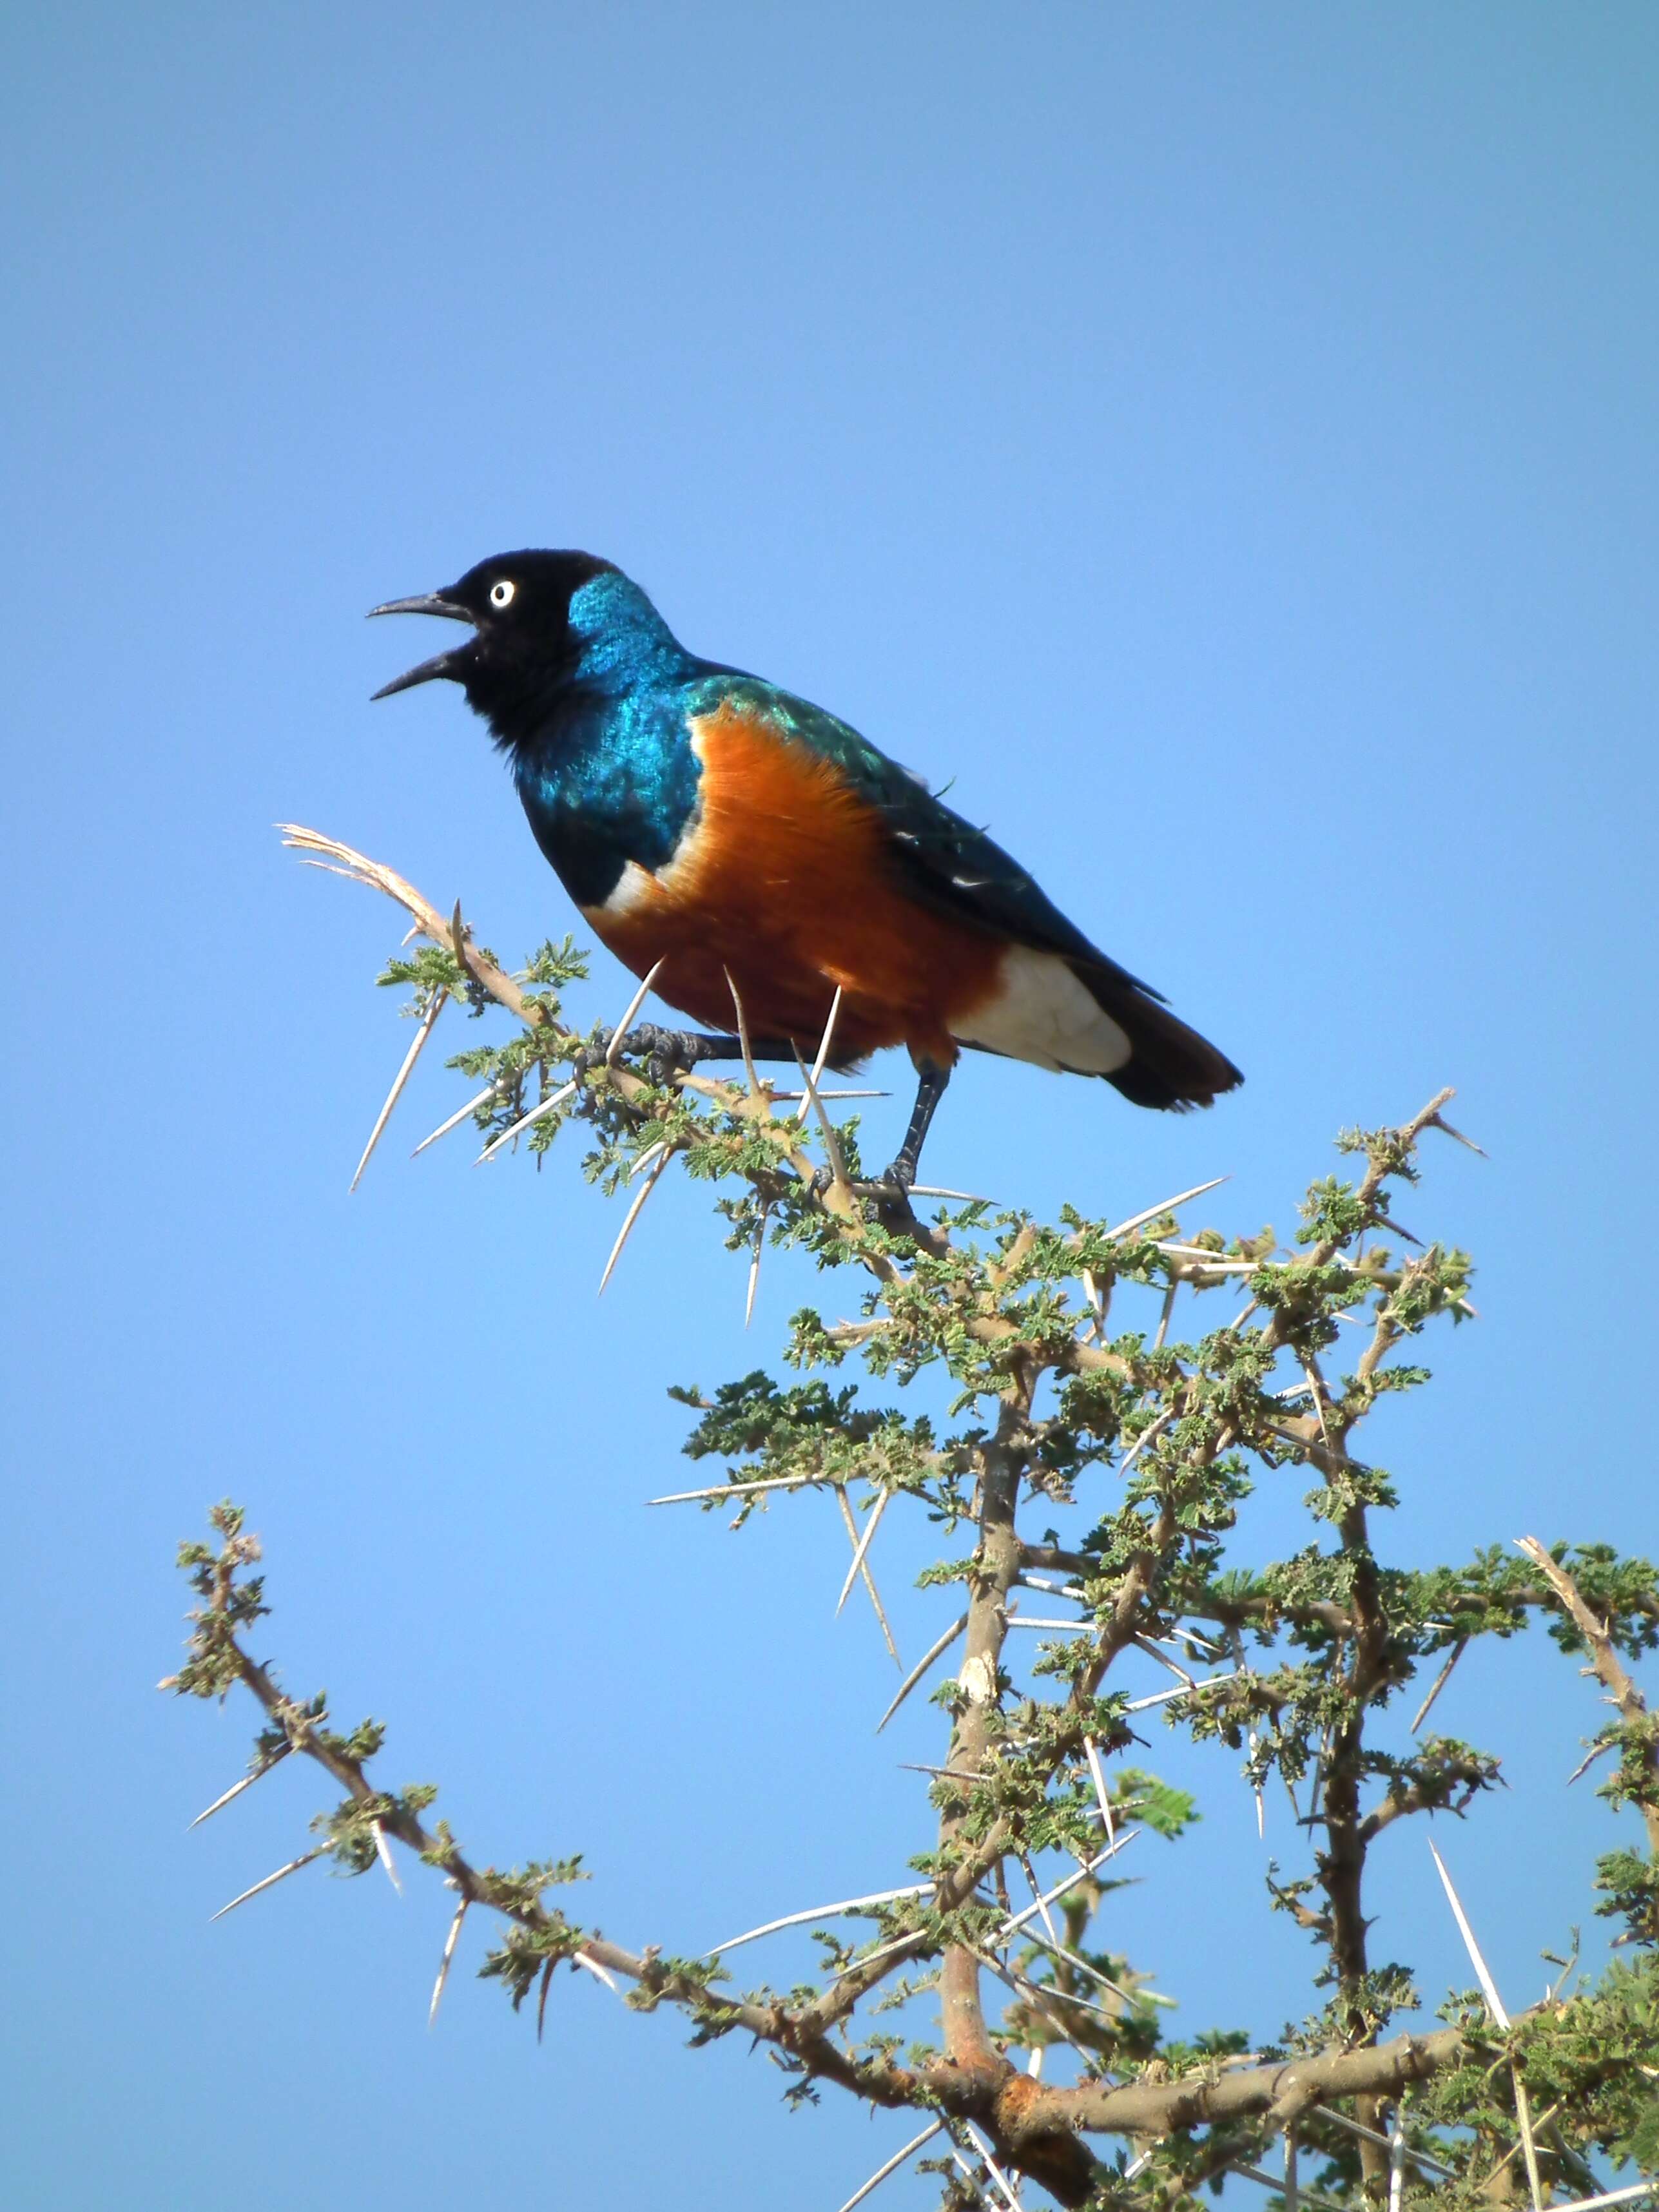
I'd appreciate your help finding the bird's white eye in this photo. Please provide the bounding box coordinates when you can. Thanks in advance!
[490,578,516,608]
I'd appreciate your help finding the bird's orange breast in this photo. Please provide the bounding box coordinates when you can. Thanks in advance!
[578,701,1004,1064]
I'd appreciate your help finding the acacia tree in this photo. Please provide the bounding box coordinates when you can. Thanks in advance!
[166,828,1659,2212]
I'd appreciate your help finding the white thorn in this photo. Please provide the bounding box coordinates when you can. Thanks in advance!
[744,1207,768,1329]
[723,965,762,1100]
[373,1820,403,1895]
[1412,1636,1469,1734]
[876,1611,969,1733]
[770,1088,888,1102]
[793,1044,852,1195]
[597,1148,674,1294]
[1529,2189,1659,2212]
[833,1484,902,1668]
[835,1490,891,1616]
[647,1472,825,1506]
[810,984,844,1089]
[1020,1851,1060,1946]
[1083,1733,1116,1849]
[1118,1407,1174,1480]
[961,2121,1023,2210]
[1104,1175,1230,1243]
[350,990,447,1191]
[1310,2103,1455,2182]
[991,1831,1137,1943]
[1121,1668,1243,1713]
[708,1880,931,1958]
[572,1948,619,1992]
[412,1079,505,1157]
[429,1895,469,2026]
[605,958,667,1068]
[832,2120,945,2212]
[210,1847,324,1921]
[188,1747,289,1829]
[1426,1838,1509,2025]
[475,1079,577,1163]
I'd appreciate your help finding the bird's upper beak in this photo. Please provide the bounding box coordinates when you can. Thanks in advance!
[367,591,478,699]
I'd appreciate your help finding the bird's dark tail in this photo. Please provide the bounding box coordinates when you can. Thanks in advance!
[1073,964,1243,1111]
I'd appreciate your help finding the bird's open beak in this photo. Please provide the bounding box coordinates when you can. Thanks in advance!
[367,591,478,699]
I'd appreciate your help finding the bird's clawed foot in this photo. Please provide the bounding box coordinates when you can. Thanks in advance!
[806,1158,918,1211]
[576,1024,734,1088]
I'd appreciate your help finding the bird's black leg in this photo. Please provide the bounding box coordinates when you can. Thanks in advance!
[881,1058,951,1193]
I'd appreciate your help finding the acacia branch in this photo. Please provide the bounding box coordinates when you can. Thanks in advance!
[1517,1536,1659,1856]
[937,1387,1034,2074]
[180,872,1659,2207]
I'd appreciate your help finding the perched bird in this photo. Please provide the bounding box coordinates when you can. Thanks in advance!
[371,552,1241,1189]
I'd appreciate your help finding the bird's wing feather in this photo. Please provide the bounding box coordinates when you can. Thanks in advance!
[685,671,1165,1002]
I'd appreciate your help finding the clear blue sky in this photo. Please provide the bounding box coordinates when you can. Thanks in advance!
[5,8,1656,2207]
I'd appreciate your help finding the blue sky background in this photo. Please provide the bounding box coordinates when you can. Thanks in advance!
[5,7,1656,2206]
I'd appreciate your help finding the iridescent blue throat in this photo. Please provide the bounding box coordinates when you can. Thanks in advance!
[507,573,708,908]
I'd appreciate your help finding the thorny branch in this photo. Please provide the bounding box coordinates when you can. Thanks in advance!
[165,834,1659,2211]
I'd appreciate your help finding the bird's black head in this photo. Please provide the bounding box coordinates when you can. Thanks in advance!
[369,548,619,738]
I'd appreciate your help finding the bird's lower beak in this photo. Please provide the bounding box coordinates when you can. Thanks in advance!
[367,591,478,699]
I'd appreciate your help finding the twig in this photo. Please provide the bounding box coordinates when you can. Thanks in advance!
[278,825,539,1023]
[1566,1739,1616,1788]
[1515,1537,1659,1852]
